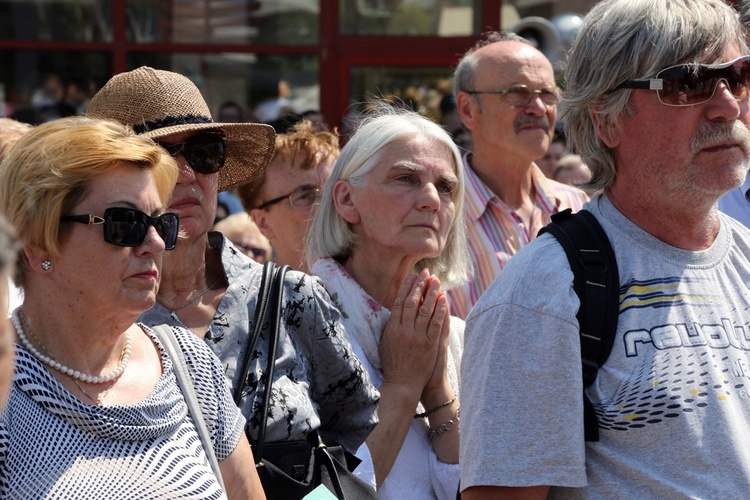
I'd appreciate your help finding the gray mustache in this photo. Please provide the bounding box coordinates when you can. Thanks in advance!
[690,121,750,153]
[514,116,550,133]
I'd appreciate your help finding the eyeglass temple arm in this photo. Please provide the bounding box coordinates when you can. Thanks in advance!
[60,214,105,225]
[617,79,663,90]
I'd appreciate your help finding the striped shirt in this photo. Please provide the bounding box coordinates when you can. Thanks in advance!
[447,155,589,319]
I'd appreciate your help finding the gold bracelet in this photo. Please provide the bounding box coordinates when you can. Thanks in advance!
[427,406,460,440]
[414,396,457,419]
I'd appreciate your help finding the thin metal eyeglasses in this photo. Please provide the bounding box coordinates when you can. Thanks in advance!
[257,187,321,210]
[613,55,750,107]
[61,207,180,250]
[464,85,562,107]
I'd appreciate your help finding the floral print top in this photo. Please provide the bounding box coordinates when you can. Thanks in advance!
[139,233,379,452]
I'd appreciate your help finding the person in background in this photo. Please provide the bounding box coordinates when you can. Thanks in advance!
[536,134,566,178]
[552,153,592,190]
[307,105,470,499]
[0,116,263,498]
[213,212,272,264]
[717,1,750,228]
[461,0,750,497]
[448,31,589,319]
[301,109,330,132]
[0,215,17,414]
[0,117,32,312]
[240,119,340,273]
[0,117,32,161]
[87,68,378,462]
[217,101,245,123]
[215,190,245,225]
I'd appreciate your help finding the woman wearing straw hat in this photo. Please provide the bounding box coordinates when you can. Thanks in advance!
[87,68,379,462]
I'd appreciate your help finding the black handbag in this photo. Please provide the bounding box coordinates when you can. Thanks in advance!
[235,262,377,500]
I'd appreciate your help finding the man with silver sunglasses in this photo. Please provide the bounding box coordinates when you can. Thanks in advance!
[447,31,589,320]
[461,0,750,497]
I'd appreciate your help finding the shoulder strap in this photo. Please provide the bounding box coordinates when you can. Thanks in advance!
[252,264,290,463]
[539,208,619,441]
[152,324,226,491]
[233,261,277,406]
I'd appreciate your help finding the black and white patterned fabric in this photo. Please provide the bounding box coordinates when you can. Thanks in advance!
[0,324,245,499]
[139,232,380,452]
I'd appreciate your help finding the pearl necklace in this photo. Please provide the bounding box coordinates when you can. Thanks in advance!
[12,309,132,385]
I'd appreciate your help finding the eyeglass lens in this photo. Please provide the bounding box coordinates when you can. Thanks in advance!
[658,57,750,105]
[289,188,321,209]
[162,132,226,175]
[505,86,560,107]
[105,207,179,250]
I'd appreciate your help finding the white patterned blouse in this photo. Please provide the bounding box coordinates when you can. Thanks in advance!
[0,325,245,499]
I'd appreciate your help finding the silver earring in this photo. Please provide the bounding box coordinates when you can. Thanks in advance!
[41,260,52,271]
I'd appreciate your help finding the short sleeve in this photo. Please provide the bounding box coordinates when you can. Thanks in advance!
[460,236,588,489]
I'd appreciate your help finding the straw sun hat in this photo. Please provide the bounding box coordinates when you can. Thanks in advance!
[87,66,275,192]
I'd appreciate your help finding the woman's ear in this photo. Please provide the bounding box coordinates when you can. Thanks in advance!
[332,180,361,225]
[250,208,275,242]
[23,245,51,273]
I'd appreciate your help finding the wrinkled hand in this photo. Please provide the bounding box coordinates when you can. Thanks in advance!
[422,290,451,396]
[379,269,450,394]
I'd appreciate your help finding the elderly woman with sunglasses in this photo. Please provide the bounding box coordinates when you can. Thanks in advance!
[87,68,379,471]
[307,105,471,499]
[0,116,263,498]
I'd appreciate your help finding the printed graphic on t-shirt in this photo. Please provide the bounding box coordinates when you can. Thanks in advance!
[593,276,749,433]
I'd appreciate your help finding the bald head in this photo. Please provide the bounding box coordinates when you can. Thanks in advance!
[469,41,554,94]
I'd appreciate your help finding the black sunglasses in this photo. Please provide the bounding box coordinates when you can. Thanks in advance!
[160,131,227,175]
[615,55,750,107]
[61,207,180,250]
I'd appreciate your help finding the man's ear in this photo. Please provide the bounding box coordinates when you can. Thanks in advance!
[332,180,361,225]
[591,106,622,148]
[456,91,479,132]
[249,209,274,242]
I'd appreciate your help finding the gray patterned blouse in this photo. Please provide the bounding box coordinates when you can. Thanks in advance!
[139,232,380,452]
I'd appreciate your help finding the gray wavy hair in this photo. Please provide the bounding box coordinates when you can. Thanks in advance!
[306,104,471,288]
[561,0,747,192]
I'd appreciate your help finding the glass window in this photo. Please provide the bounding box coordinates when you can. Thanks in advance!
[0,0,111,42]
[0,50,110,123]
[127,0,319,45]
[127,53,320,125]
[345,65,455,133]
[339,0,480,36]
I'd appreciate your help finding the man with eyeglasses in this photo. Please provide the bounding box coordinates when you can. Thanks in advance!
[461,0,750,498]
[447,31,589,320]
[240,119,340,273]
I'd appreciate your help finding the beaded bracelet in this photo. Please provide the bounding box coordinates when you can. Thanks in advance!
[414,396,457,419]
[427,406,460,440]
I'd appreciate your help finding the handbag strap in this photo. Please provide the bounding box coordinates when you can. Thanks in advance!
[233,261,277,406]
[152,324,226,492]
[252,264,289,463]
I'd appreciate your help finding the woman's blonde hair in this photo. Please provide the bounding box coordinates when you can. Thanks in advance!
[0,116,178,285]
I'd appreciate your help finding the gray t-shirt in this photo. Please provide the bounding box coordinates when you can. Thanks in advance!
[461,194,750,498]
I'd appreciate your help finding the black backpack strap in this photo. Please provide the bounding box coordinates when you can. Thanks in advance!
[539,208,619,441]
